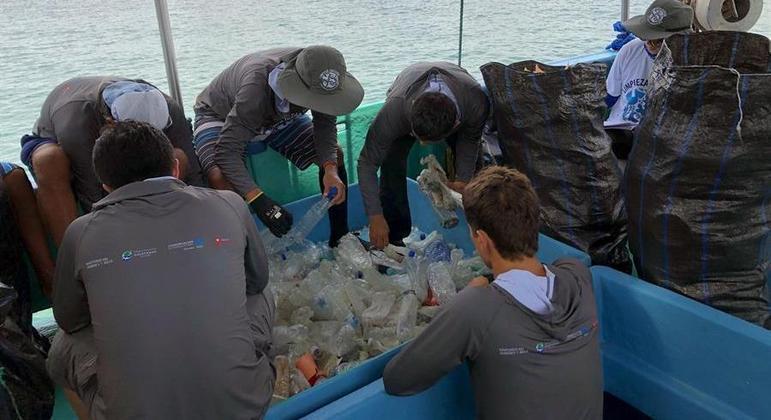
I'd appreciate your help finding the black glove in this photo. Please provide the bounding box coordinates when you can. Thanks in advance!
[249,194,293,237]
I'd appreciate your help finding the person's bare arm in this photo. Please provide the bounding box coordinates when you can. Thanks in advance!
[4,167,55,297]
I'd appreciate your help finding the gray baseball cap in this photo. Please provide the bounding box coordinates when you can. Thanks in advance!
[277,45,364,116]
[623,0,694,41]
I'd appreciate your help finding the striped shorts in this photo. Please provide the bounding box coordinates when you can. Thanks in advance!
[193,110,317,174]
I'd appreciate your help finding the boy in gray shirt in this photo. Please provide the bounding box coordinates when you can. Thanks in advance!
[47,121,274,420]
[383,166,602,419]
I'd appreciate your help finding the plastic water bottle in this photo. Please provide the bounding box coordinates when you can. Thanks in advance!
[395,292,420,342]
[404,250,428,302]
[290,187,338,244]
[265,187,338,254]
[361,291,397,327]
[424,240,451,263]
[427,262,457,305]
[407,231,441,254]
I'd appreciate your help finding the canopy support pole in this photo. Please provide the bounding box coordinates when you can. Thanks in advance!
[458,0,464,67]
[154,0,184,110]
[621,0,630,21]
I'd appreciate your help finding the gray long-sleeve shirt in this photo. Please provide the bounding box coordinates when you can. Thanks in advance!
[383,259,603,420]
[357,62,490,216]
[53,178,272,419]
[34,76,204,211]
[195,48,339,197]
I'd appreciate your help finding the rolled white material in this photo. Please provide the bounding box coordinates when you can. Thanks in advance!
[693,0,764,32]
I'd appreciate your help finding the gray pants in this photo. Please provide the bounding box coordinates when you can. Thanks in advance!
[47,290,275,418]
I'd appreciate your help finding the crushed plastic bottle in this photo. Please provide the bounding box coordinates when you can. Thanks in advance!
[334,233,373,273]
[427,262,457,305]
[274,252,305,282]
[395,292,420,343]
[362,291,397,327]
[416,155,462,228]
[312,285,354,322]
[407,231,441,254]
[368,247,404,270]
[274,355,291,398]
[290,366,312,395]
[311,346,342,378]
[290,306,314,326]
[450,248,472,289]
[333,359,367,376]
[328,323,358,357]
[424,239,451,263]
[273,324,310,355]
[403,227,427,247]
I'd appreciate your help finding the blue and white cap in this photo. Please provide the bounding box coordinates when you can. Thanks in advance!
[102,81,170,130]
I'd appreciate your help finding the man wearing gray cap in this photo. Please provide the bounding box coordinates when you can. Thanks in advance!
[604,0,693,159]
[194,46,363,245]
[22,77,204,247]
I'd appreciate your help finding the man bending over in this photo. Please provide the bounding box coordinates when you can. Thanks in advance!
[47,121,274,419]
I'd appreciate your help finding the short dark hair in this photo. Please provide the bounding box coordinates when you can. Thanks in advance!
[410,92,457,142]
[463,166,540,259]
[93,120,174,189]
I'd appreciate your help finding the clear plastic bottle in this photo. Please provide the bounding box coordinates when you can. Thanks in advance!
[274,355,292,398]
[334,233,373,273]
[395,292,420,342]
[290,187,338,243]
[362,291,397,327]
[427,262,457,305]
[403,227,427,248]
[333,359,367,376]
[312,284,353,322]
[407,231,441,254]
[404,250,428,302]
[272,324,310,356]
[265,187,338,255]
[424,240,451,263]
[328,323,357,357]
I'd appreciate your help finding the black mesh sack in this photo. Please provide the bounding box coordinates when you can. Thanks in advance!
[626,32,771,327]
[481,60,630,271]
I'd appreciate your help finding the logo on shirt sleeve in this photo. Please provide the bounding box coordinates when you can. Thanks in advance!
[120,248,158,262]
[168,237,206,252]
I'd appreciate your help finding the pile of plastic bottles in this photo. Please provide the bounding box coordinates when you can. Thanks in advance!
[267,227,490,400]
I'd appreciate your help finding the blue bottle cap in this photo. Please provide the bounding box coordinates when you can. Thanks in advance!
[420,233,426,240]
[408,250,416,258]
[326,186,338,199]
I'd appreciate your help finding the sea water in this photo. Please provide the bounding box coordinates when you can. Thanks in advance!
[0,0,769,164]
